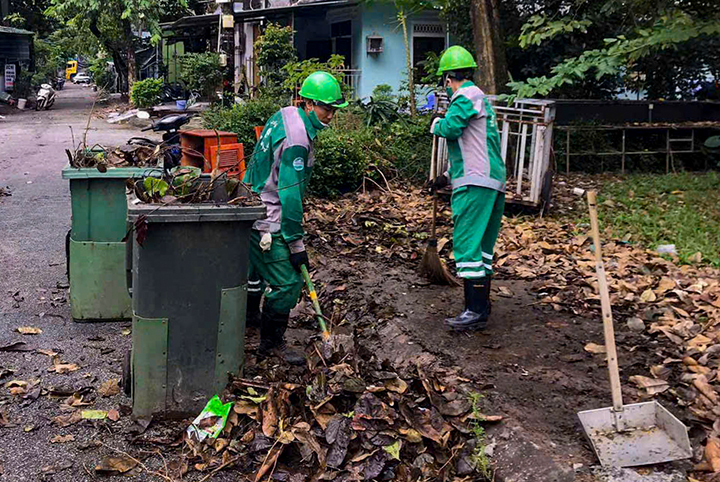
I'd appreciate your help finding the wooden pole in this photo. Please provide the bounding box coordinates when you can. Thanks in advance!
[587,191,625,430]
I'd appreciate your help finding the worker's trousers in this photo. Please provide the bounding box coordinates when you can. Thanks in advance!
[247,230,303,315]
[451,185,505,279]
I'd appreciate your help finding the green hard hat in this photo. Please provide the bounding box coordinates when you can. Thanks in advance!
[437,46,478,75]
[299,71,348,108]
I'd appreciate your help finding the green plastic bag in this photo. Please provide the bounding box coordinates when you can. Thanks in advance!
[186,395,234,441]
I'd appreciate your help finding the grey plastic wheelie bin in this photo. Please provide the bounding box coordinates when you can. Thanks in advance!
[125,191,265,418]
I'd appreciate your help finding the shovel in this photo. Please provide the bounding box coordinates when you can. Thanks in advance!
[577,191,692,467]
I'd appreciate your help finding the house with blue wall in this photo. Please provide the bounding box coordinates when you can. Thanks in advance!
[166,0,448,100]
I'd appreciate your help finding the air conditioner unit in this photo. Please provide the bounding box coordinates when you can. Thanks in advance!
[366,36,383,54]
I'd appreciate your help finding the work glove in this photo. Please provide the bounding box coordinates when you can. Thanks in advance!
[289,250,310,273]
[427,175,449,193]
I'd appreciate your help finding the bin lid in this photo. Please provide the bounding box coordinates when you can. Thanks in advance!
[127,192,266,223]
[62,164,162,180]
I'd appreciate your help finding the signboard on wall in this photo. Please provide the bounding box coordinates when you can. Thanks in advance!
[5,64,16,91]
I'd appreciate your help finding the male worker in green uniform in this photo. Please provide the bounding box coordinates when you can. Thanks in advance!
[430,46,506,331]
[244,71,347,364]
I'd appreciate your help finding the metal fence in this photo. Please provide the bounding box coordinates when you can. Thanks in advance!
[491,98,556,207]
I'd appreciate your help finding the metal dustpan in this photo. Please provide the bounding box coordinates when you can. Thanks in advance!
[577,192,692,467]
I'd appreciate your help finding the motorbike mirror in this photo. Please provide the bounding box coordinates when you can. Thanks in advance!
[136,111,151,120]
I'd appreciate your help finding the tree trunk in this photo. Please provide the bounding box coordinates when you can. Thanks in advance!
[398,10,416,116]
[124,20,136,91]
[469,0,508,94]
[88,13,129,94]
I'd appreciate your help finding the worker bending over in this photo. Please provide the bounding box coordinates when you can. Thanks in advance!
[430,46,506,331]
[244,71,347,364]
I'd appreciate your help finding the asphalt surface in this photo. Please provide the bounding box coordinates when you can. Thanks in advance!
[0,84,179,481]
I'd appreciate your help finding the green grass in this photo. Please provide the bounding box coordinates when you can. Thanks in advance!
[467,392,493,480]
[592,172,720,266]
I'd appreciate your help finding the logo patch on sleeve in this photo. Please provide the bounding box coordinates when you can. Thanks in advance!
[292,157,305,171]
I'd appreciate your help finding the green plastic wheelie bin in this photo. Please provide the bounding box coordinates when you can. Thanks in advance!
[125,190,265,418]
[62,165,160,321]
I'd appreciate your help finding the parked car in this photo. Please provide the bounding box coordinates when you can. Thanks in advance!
[73,73,92,84]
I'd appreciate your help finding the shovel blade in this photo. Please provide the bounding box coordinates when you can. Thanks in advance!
[577,401,692,467]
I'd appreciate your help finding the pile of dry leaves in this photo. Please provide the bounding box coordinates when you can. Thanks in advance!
[178,343,500,481]
[307,178,720,475]
[67,143,164,170]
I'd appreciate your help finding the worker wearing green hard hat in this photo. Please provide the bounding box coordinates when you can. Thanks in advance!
[244,71,346,365]
[430,45,506,332]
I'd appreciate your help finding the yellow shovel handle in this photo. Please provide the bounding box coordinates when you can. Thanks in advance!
[300,265,330,340]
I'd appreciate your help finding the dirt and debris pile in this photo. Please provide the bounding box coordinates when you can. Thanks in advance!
[180,345,501,481]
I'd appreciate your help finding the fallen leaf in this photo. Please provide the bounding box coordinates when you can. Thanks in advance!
[48,363,80,374]
[0,341,32,352]
[16,326,42,335]
[640,289,657,302]
[36,348,58,357]
[383,440,401,460]
[121,328,131,336]
[584,343,606,354]
[95,456,138,474]
[629,375,670,395]
[82,410,107,420]
[53,411,82,427]
[693,376,718,404]
[706,437,720,472]
[497,286,514,297]
[50,434,75,444]
[107,409,120,422]
[98,379,120,397]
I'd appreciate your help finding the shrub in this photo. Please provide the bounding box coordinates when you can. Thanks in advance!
[311,128,369,198]
[255,23,297,92]
[131,78,164,108]
[372,84,395,102]
[89,56,112,90]
[202,97,282,154]
[178,52,223,99]
[376,115,433,180]
[283,55,348,95]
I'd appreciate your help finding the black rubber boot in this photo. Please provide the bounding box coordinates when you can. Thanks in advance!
[258,309,305,366]
[246,292,262,328]
[445,277,491,331]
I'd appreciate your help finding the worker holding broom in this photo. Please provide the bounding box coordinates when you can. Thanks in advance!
[429,46,506,331]
[244,71,347,365]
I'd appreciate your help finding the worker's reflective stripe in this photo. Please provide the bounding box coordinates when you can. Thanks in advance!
[452,175,505,192]
[248,280,261,285]
[482,252,493,260]
[458,270,486,278]
[456,261,484,268]
[247,287,262,292]
[483,263,493,271]
[252,220,281,232]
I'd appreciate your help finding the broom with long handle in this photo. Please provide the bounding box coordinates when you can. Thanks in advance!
[420,135,460,286]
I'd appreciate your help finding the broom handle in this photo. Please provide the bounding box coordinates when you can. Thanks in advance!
[587,191,624,415]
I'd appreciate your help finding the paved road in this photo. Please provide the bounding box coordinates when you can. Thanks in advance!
[0,84,167,481]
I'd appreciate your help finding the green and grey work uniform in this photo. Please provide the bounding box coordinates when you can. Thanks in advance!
[244,106,324,314]
[431,81,506,279]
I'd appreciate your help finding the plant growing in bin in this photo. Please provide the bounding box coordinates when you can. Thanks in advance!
[131,167,255,205]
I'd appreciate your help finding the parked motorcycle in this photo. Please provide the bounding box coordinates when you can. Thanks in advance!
[53,77,65,90]
[128,112,193,171]
[35,83,57,111]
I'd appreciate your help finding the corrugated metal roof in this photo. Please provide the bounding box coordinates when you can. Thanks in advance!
[163,0,354,30]
[0,26,35,36]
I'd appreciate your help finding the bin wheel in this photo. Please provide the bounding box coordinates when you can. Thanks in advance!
[122,349,131,397]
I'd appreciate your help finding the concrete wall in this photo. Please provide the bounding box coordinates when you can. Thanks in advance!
[356,4,444,99]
